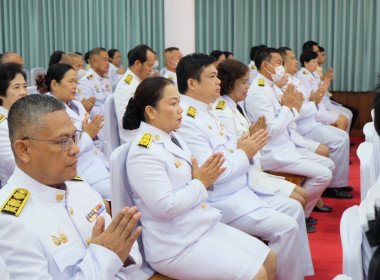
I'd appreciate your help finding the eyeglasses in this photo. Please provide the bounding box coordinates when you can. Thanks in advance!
[22,131,82,151]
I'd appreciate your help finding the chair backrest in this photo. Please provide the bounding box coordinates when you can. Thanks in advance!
[30,67,46,86]
[357,142,377,201]
[104,95,121,159]
[363,122,375,143]
[23,68,31,86]
[371,109,375,121]
[109,143,155,278]
[340,205,364,280]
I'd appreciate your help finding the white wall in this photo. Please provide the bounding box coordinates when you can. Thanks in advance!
[164,0,195,55]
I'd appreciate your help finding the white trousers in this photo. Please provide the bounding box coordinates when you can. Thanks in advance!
[324,99,353,134]
[228,195,314,280]
[269,149,334,217]
[303,124,349,188]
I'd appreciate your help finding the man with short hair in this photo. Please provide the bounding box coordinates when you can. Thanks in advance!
[160,47,183,87]
[248,45,267,84]
[0,52,24,67]
[279,47,353,200]
[244,48,336,223]
[113,44,155,144]
[176,53,314,280]
[0,94,143,279]
[77,47,112,119]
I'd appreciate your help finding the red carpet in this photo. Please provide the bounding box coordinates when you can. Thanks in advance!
[305,136,363,280]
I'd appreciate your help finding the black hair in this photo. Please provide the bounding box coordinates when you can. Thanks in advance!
[250,45,267,61]
[49,51,65,68]
[0,63,26,106]
[128,44,154,67]
[218,60,249,96]
[35,64,74,93]
[224,51,233,59]
[303,41,318,52]
[84,51,90,64]
[209,50,225,60]
[108,49,120,60]
[278,47,292,61]
[299,51,318,67]
[373,80,380,136]
[255,47,280,71]
[123,77,174,130]
[75,51,82,56]
[318,46,325,52]
[176,53,216,94]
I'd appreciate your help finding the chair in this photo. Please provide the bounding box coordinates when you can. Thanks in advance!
[104,95,121,159]
[357,142,377,201]
[340,205,364,280]
[266,171,304,186]
[109,144,174,280]
[371,109,375,121]
[23,68,31,86]
[30,67,46,86]
[363,122,375,143]
[372,133,380,179]
[27,86,39,95]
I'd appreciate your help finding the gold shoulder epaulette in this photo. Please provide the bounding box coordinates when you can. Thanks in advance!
[87,74,94,80]
[124,74,133,84]
[251,64,255,69]
[186,106,196,118]
[72,175,83,181]
[215,100,226,110]
[168,75,174,80]
[0,114,6,124]
[302,71,307,74]
[0,188,30,217]
[138,133,153,148]
[258,79,265,86]
[85,65,90,70]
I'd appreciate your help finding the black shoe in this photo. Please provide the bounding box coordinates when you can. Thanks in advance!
[322,188,353,199]
[349,161,353,165]
[313,205,333,213]
[341,186,354,192]
[307,224,316,233]
[350,142,355,147]
[306,217,318,225]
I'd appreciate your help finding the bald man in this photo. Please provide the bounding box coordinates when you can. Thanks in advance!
[160,47,183,88]
[0,52,23,67]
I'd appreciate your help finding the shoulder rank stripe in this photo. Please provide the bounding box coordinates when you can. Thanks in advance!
[251,64,255,69]
[215,100,226,110]
[87,74,94,80]
[0,114,6,124]
[0,188,30,217]
[124,74,133,84]
[186,106,196,118]
[258,79,265,86]
[302,70,307,74]
[138,133,153,148]
[72,175,83,181]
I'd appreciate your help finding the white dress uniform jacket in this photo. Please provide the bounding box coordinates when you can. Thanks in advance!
[63,98,111,199]
[0,107,15,188]
[0,167,142,280]
[108,63,123,92]
[178,94,314,279]
[77,68,112,119]
[160,68,178,88]
[212,95,295,197]
[113,69,141,144]
[247,60,258,85]
[244,74,334,217]
[127,122,270,279]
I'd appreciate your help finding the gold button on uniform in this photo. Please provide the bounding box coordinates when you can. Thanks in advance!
[220,131,224,136]
[87,239,91,245]
[229,149,233,153]
[202,205,207,209]
[69,207,74,215]
[94,151,98,155]
[154,135,160,141]
[56,193,64,201]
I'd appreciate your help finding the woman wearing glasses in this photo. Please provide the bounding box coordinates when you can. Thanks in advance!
[36,64,111,203]
[123,77,276,280]
[0,63,28,188]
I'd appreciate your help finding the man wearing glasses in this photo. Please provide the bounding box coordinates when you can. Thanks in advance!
[0,94,143,279]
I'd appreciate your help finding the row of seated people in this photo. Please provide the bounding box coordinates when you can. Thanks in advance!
[0,46,355,279]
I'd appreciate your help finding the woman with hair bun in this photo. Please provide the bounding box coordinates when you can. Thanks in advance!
[124,76,276,280]
[36,64,111,205]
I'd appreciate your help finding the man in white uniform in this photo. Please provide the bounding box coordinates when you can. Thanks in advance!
[0,94,143,279]
[176,53,314,280]
[113,44,155,144]
[160,47,183,88]
[248,45,266,84]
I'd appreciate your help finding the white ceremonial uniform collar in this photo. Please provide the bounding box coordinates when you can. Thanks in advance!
[222,95,238,108]
[256,73,275,87]
[181,94,211,112]
[300,67,315,79]
[87,67,106,81]
[5,166,69,204]
[0,106,8,117]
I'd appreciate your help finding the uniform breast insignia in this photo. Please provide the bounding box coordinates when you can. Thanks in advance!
[186,106,196,118]
[215,100,226,110]
[251,65,255,69]
[168,75,174,80]
[174,159,182,168]
[105,84,110,90]
[51,231,69,246]
[207,124,212,130]
[0,114,6,124]
[94,85,99,92]
[86,74,94,80]
[71,175,83,181]
[302,71,307,74]
[258,79,265,87]
[0,188,30,217]
[85,65,90,70]
[124,74,133,84]
[154,135,160,141]
[77,88,83,96]
[86,203,105,222]
[138,133,153,148]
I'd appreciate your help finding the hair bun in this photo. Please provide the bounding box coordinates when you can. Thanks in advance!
[123,97,142,130]
[35,73,49,94]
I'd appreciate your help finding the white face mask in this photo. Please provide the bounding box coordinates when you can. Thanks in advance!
[153,60,159,69]
[266,63,285,82]
[77,69,85,80]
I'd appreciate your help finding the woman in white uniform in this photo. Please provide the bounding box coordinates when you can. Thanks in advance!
[108,49,125,91]
[214,59,309,207]
[0,63,28,187]
[36,64,111,202]
[123,76,276,280]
